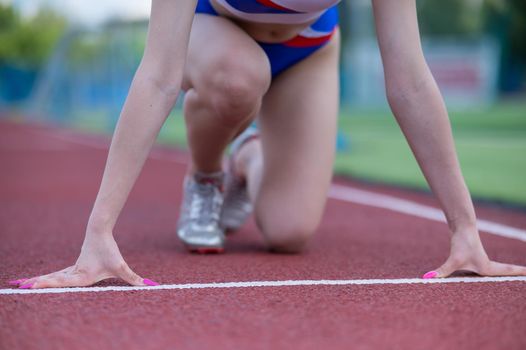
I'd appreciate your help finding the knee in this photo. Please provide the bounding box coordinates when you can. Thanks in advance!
[259,217,318,254]
[207,61,270,126]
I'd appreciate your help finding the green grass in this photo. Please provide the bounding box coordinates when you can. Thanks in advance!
[334,102,526,205]
[68,101,526,206]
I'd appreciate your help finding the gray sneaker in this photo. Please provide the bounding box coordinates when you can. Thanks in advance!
[220,128,259,232]
[177,172,225,253]
[220,161,253,232]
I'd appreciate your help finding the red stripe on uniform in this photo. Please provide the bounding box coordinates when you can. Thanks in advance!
[256,0,291,11]
[283,32,335,48]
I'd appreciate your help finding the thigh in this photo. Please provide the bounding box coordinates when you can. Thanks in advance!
[256,30,340,230]
[182,14,271,93]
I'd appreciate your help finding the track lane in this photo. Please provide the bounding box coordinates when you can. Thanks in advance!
[1,120,525,350]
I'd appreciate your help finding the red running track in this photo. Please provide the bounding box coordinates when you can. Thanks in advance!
[1,120,525,350]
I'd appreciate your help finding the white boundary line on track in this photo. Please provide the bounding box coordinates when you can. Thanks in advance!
[2,276,526,295]
[45,129,526,243]
[0,126,521,297]
[328,185,526,242]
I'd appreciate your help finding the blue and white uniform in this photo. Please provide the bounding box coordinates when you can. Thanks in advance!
[196,0,340,77]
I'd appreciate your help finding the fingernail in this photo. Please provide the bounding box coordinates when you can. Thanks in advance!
[19,282,34,289]
[422,271,438,279]
[8,279,27,286]
[143,279,159,286]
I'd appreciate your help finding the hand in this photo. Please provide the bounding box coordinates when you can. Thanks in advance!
[9,233,159,289]
[423,229,526,278]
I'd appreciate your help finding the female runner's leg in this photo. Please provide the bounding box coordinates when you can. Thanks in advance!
[178,12,271,252]
[234,30,340,252]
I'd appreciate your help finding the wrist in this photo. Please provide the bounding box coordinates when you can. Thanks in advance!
[450,224,479,241]
[450,220,477,233]
[86,211,115,236]
[449,221,479,242]
[444,209,477,235]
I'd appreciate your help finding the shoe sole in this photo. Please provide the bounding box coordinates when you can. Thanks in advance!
[187,246,225,254]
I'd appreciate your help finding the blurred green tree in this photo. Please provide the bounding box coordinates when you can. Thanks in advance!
[417,0,484,37]
[483,0,526,91]
[0,3,66,69]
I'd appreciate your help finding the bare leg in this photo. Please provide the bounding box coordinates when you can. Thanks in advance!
[235,31,341,253]
[176,14,272,251]
[182,14,271,174]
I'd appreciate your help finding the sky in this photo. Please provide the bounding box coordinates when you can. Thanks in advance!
[5,0,151,25]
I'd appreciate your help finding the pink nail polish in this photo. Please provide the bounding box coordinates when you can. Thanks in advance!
[19,282,34,289]
[422,271,438,279]
[8,279,27,286]
[143,278,159,286]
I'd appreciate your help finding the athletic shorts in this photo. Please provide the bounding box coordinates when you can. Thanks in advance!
[195,0,339,77]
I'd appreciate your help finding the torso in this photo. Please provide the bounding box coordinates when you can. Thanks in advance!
[210,0,340,43]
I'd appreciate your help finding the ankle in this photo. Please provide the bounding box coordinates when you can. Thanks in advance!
[234,139,260,178]
[188,170,225,189]
[188,164,223,177]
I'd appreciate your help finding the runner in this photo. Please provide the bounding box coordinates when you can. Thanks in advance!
[10,0,526,289]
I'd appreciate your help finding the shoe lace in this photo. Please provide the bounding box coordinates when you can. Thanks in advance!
[189,183,222,225]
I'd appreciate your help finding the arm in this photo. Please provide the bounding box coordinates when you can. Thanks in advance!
[89,0,196,234]
[15,0,197,289]
[371,0,525,278]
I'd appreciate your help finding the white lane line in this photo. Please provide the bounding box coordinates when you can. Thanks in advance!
[328,185,526,242]
[2,276,525,295]
[41,127,526,243]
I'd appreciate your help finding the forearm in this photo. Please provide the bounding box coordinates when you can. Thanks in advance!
[370,0,526,278]
[83,0,195,235]
[387,76,477,234]
[371,0,477,235]
[87,69,180,234]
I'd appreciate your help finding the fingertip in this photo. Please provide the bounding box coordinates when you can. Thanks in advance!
[19,282,35,289]
[422,271,438,279]
[143,278,160,286]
